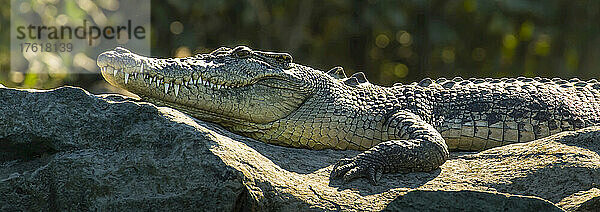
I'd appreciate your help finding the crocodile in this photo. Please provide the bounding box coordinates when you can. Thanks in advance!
[97,46,600,184]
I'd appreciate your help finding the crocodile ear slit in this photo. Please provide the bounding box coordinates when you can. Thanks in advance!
[326,66,347,79]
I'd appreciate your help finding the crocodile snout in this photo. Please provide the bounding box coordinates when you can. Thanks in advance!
[97,47,138,69]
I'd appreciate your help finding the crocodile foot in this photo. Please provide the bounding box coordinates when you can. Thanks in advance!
[330,154,384,185]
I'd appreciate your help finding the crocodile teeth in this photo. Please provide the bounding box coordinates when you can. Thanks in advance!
[113,69,118,76]
[152,77,157,84]
[164,83,170,94]
[174,84,180,97]
[124,73,129,84]
[140,63,144,72]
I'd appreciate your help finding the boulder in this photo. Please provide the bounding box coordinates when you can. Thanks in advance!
[1,86,599,211]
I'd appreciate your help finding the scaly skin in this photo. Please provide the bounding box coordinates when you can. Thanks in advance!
[97,46,600,184]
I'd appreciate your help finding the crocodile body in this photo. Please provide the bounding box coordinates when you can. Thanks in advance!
[97,46,600,183]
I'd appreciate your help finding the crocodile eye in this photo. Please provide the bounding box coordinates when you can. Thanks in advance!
[235,49,251,58]
[233,46,252,58]
[275,53,292,64]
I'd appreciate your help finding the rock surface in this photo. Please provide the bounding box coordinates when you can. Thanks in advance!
[1,86,599,211]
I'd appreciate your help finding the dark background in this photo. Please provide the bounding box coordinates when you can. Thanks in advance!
[1,0,599,93]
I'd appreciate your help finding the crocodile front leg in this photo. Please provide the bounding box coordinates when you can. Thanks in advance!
[331,111,449,184]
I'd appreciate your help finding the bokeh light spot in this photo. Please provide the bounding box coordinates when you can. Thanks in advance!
[375,34,390,48]
[19,2,31,13]
[10,71,25,84]
[503,34,518,50]
[170,21,184,35]
[56,14,68,25]
[534,34,551,56]
[519,21,534,41]
[175,46,191,58]
[441,47,455,64]
[396,31,412,46]
[381,62,409,79]
[393,63,409,78]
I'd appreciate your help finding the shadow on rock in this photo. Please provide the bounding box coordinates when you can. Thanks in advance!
[194,118,439,196]
[382,190,562,211]
[490,166,600,203]
[328,170,440,196]
[197,120,355,175]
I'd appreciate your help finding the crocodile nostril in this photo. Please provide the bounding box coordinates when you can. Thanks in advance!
[96,52,112,67]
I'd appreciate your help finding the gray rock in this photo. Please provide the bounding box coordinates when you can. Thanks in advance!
[0,87,244,211]
[557,188,600,211]
[1,86,599,211]
[383,190,561,211]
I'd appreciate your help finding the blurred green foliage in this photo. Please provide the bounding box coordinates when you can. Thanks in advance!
[2,0,600,89]
[0,0,10,85]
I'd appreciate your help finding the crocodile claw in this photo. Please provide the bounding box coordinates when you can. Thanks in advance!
[331,156,383,185]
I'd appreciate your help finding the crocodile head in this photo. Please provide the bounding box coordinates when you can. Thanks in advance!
[97,46,320,128]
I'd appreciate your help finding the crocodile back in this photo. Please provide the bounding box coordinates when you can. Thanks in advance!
[429,78,600,151]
